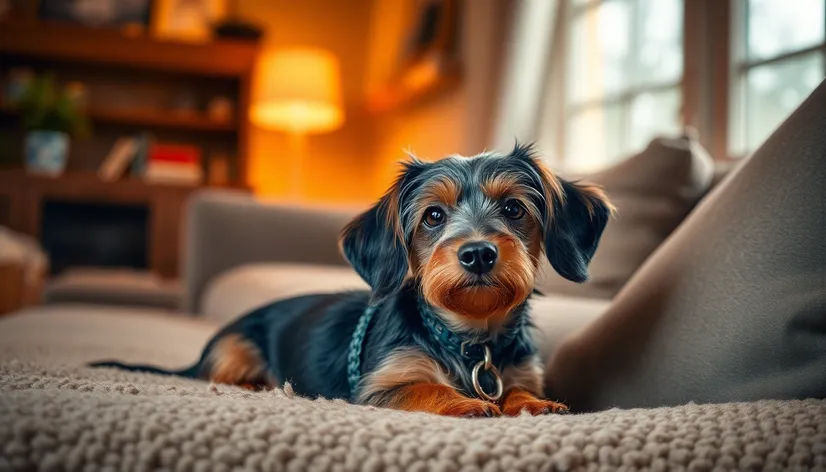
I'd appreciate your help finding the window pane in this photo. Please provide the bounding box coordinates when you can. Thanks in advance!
[747,0,825,61]
[742,53,824,152]
[628,87,682,151]
[568,0,632,104]
[636,0,683,85]
[565,104,626,172]
[561,0,685,172]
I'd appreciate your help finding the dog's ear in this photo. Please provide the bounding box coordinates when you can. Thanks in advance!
[340,162,423,301]
[515,145,613,283]
[544,178,613,283]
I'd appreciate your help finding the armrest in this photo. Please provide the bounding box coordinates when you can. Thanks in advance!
[182,190,359,313]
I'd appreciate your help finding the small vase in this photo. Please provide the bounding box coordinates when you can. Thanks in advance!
[25,131,69,176]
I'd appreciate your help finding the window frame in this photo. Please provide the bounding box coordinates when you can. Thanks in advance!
[727,0,826,157]
[561,0,685,171]
[543,0,826,170]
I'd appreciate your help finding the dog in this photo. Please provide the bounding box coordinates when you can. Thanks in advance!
[92,143,613,417]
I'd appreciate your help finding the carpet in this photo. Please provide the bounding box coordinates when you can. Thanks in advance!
[2,360,826,471]
[1,308,825,471]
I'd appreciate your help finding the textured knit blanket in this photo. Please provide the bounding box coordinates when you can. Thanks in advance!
[1,309,826,471]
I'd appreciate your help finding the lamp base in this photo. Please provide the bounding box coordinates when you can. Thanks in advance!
[287,132,307,201]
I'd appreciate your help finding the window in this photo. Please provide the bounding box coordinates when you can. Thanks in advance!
[529,0,825,169]
[562,0,683,172]
[730,0,826,155]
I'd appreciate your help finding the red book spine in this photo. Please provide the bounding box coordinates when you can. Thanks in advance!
[148,144,201,165]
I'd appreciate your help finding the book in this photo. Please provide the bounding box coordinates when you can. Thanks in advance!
[143,161,204,186]
[130,132,153,177]
[98,137,138,181]
[148,143,201,165]
[126,140,204,185]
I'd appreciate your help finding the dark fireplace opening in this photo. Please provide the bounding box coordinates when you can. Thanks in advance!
[41,200,150,275]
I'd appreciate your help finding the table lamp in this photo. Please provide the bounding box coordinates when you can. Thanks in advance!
[250,48,345,198]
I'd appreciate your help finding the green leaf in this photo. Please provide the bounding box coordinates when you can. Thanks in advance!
[17,73,91,138]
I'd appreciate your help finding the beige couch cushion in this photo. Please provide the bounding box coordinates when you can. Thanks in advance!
[529,295,610,360]
[0,305,218,367]
[44,268,181,310]
[538,136,715,299]
[200,263,368,324]
[0,295,605,376]
[546,80,826,412]
[201,262,609,357]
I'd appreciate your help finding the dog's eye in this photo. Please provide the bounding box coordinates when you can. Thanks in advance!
[502,200,525,220]
[423,207,446,228]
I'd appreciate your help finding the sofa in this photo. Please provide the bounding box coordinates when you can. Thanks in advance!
[1,82,824,470]
[182,135,726,346]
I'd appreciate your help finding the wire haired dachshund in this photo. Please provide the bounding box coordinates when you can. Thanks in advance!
[92,143,613,417]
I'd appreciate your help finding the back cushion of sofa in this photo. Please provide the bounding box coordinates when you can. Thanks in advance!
[537,136,715,299]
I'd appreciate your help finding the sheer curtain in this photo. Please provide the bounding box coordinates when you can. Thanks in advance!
[491,0,685,171]
[489,0,559,153]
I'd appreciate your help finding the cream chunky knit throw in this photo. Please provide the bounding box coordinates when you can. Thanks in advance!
[1,309,826,471]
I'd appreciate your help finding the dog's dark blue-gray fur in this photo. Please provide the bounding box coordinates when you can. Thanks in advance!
[92,143,611,412]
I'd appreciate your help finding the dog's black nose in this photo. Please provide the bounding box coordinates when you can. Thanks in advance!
[458,242,498,275]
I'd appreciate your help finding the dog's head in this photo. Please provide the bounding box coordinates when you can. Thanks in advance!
[340,143,613,328]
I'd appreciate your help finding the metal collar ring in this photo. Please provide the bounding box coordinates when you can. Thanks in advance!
[471,345,503,402]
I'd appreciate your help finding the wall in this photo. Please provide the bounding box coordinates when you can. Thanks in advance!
[237,0,509,204]
[238,0,376,204]
[366,0,510,197]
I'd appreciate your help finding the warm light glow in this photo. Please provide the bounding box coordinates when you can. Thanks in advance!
[251,48,345,134]
[402,58,441,91]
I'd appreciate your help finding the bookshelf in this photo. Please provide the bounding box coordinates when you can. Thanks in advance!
[0,18,260,278]
[0,19,260,187]
[0,103,237,133]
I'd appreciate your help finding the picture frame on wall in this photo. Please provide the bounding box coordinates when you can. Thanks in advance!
[367,0,461,114]
[38,0,154,30]
[400,0,459,68]
[152,0,227,43]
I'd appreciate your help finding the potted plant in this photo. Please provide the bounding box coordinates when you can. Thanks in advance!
[17,74,90,176]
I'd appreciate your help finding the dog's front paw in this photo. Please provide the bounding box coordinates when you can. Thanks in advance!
[440,399,502,418]
[503,398,568,416]
[501,388,569,416]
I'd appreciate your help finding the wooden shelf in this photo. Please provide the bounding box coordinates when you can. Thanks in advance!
[0,169,248,194]
[0,103,237,132]
[86,107,237,132]
[0,20,259,78]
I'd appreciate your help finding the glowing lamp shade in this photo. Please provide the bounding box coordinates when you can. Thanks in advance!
[250,48,345,134]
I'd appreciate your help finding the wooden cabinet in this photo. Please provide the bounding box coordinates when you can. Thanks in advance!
[0,170,226,279]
